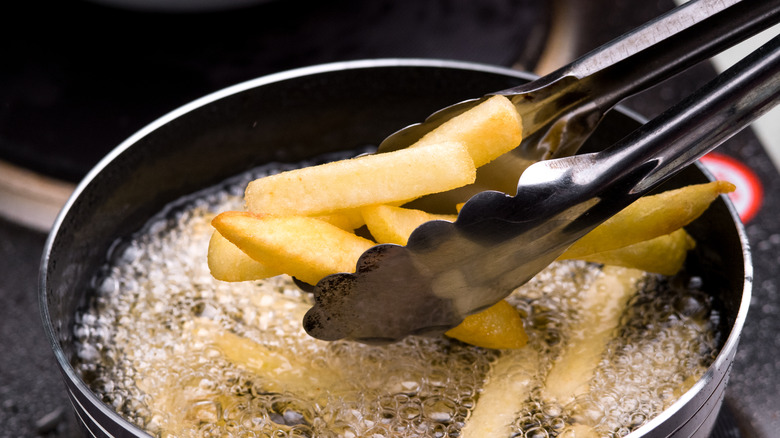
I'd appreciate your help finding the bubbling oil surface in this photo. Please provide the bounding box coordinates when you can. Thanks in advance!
[72,160,720,438]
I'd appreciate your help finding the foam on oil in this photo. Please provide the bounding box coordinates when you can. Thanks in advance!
[72,161,719,438]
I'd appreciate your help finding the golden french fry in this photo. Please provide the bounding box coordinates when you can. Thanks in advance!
[134,351,236,435]
[212,212,375,285]
[207,230,281,282]
[361,204,457,245]
[445,300,528,350]
[314,209,366,231]
[543,266,645,405]
[459,347,540,438]
[245,141,476,216]
[192,318,346,396]
[413,95,523,167]
[562,181,734,259]
[569,228,696,275]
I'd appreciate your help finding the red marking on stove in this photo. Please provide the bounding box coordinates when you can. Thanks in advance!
[699,152,763,223]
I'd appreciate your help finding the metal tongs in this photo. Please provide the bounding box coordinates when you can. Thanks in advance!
[303,0,780,344]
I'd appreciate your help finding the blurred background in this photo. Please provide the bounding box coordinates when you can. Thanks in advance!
[1,0,778,436]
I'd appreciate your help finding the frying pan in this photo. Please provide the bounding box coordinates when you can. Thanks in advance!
[40,59,751,437]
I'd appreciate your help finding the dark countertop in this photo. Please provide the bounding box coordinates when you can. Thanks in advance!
[0,220,82,437]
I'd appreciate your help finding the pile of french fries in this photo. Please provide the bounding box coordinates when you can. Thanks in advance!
[208,94,734,349]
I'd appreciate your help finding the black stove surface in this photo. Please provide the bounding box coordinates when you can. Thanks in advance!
[1,0,548,183]
[1,0,778,437]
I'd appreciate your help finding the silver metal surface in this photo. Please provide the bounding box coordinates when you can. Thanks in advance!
[304,35,780,343]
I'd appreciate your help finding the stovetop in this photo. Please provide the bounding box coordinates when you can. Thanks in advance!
[1,0,778,436]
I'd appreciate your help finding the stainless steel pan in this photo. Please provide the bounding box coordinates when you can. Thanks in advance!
[40,59,751,437]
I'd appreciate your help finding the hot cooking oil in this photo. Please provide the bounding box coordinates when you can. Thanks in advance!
[72,160,719,438]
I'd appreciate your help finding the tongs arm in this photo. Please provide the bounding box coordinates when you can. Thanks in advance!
[502,0,780,159]
[563,0,778,88]
[522,32,780,238]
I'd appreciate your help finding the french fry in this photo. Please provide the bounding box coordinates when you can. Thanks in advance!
[192,318,347,395]
[207,230,280,282]
[314,208,366,231]
[361,204,457,245]
[543,266,644,405]
[136,361,237,435]
[444,300,528,349]
[459,347,540,438]
[208,211,364,283]
[549,267,711,435]
[562,181,734,259]
[413,95,523,167]
[212,212,375,285]
[245,141,476,216]
[564,228,696,276]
